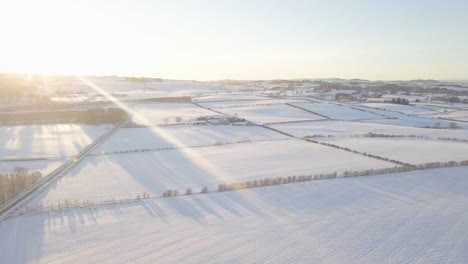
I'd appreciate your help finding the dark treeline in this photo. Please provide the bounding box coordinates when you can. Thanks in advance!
[215,160,468,194]
[0,108,127,125]
[0,168,42,206]
[384,97,410,105]
[1,96,192,113]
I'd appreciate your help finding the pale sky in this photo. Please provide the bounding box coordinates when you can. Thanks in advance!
[0,0,467,80]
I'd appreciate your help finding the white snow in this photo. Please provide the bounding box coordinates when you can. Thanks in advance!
[198,99,307,109]
[2,166,468,263]
[193,92,269,102]
[319,137,468,164]
[4,78,468,263]
[359,103,438,115]
[93,125,289,154]
[270,120,468,140]
[434,110,468,121]
[0,159,65,175]
[291,102,383,120]
[131,103,221,125]
[28,139,393,204]
[214,104,326,124]
[0,124,110,159]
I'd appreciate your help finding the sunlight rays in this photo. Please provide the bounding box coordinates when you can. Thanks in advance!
[78,76,234,189]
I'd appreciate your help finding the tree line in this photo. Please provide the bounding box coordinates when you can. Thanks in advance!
[0,168,42,206]
[0,107,127,125]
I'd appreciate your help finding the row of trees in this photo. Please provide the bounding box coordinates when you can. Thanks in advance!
[424,122,459,129]
[29,160,468,214]
[163,187,208,197]
[0,168,42,205]
[209,160,468,195]
[218,173,339,191]
[0,107,127,126]
[287,103,330,119]
[349,106,390,118]
[304,138,411,166]
[385,97,410,105]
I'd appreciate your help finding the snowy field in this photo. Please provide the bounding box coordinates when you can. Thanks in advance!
[47,79,218,102]
[434,110,468,121]
[4,78,468,263]
[349,106,468,128]
[291,102,383,120]
[50,94,92,103]
[214,104,326,124]
[0,124,109,160]
[28,140,393,204]
[318,137,468,165]
[359,103,438,115]
[418,102,468,110]
[192,92,269,102]
[359,116,468,129]
[270,120,468,140]
[131,103,221,125]
[0,159,65,175]
[92,125,289,154]
[198,99,307,109]
[2,167,468,263]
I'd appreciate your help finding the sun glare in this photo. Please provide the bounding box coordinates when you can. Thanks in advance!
[78,76,234,184]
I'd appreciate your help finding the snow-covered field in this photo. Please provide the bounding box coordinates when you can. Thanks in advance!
[319,137,468,165]
[92,125,288,154]
[270,120,468,140]
[193,92,269,102]
[131,103,221,125]
[0,124,109,160]
[3,78,468,263]
[198,99,308,109]
[359,116,468,129]
[48,79,219,103]
[359,103,438,115]
[214,104,326,124]
[29,139,393,204]
[349,105,468,128]
[2,166,468,263]
[291,102,383,120]
[434,110,468,121]
[0,159,65,175]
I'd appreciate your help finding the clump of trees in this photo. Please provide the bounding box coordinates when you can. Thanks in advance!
[385,97,410,105]
[0,168,42,206]
[136,192,151,200]
[163,189,180,197]
[162,186,208,197]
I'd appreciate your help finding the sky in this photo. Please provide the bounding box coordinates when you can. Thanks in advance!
[0,0,467,80]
